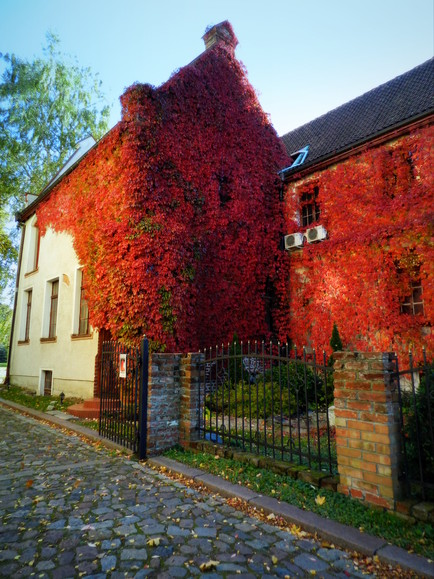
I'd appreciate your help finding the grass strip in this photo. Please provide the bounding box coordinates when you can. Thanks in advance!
[164,446,434,559]
[0,384,82,412]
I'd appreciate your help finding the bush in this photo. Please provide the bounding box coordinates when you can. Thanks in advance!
[401,365,434,495]
[0,344,7,363]
[206,359,332,419]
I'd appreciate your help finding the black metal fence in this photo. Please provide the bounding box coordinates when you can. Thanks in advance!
[198,340,337,474]
[390,351,434,500]
[99,338,149,459]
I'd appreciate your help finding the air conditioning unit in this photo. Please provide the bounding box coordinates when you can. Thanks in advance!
[306,225,327,243]
[284,232,304,250]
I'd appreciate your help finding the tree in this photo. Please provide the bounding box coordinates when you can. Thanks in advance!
[0,303,12,361]
[0,32,110,289]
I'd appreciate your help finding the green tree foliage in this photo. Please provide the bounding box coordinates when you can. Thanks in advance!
[0,32,110,289]
[0,210,16,295]
[330,322,343,352]
[0,303,12,360]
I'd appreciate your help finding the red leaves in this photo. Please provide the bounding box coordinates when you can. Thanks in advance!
[285,128,433,360]
[36,44,290,352]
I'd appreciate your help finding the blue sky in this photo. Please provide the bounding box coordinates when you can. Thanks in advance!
[0,0,433,136]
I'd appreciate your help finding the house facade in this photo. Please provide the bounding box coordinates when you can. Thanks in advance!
[8,215,98,398]
[7,25,433,400]
[279,58,434,359]
[7,21,289,396]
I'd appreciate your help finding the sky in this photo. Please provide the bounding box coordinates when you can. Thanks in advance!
[1,0,433,137]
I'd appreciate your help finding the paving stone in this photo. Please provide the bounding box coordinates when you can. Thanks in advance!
[0,405,424,579]
[293,552,329,572]
[120,548,148,560]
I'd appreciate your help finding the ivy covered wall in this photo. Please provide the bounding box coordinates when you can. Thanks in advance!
[37,23,290,352]
[283,124,434,359]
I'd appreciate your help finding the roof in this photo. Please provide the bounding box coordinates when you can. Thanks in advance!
[280,57,434,175]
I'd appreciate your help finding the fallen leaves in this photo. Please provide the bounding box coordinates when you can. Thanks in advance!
[199,560,220,572]
[315,495,326,506]
[147,537,161,547]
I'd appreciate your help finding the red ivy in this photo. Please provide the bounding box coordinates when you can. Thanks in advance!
[37,39,291,351]
[284,127,434,360]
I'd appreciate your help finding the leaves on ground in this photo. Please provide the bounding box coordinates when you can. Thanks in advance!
[199,560,220,572]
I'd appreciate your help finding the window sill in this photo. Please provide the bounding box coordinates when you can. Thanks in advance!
[40,337,57,343]
[18,339,30,345]
[25,268,39,277]
[71,333,93,341]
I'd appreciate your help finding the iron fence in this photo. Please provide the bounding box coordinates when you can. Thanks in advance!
[198,340,337,474]
[390,351,434,500]
[99,338,148,459]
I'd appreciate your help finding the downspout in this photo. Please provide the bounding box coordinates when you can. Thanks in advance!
[5,223,25,387]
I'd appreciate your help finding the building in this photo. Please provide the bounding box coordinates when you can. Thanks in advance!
[279,58,434,359]
[7,22,289,398]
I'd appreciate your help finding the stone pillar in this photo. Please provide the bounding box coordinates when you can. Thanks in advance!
[179,353,204,448]
[333,351,401,510]
[146,353,182,455]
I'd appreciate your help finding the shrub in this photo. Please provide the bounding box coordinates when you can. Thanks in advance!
[206,359,332,419]
[401,364,434,497]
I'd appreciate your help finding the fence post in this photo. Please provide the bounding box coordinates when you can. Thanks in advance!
[333,351,401,510]
[180,352,204,448]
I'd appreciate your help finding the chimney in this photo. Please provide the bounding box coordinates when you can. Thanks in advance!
[202,21,238,52]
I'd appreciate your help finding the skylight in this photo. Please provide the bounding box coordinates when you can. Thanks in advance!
[290,145,309,168]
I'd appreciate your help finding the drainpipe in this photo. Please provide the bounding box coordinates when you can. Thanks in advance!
[5,223,25,387]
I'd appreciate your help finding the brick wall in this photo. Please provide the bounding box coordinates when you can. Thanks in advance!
[179,353,204,448]
[333,351,401,509]
[146,353,182,455]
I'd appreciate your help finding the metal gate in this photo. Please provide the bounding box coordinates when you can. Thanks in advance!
[99,338,149,459]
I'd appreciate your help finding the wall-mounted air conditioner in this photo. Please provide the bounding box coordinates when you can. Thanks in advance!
[284,232,304,250]
[305,225,327,243]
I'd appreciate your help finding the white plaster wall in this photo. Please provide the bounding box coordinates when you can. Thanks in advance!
[9,221,98,399]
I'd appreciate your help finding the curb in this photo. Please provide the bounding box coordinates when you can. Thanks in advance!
[147,455,434,578]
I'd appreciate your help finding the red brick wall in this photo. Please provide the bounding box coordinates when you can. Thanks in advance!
[146,353,182,455]
[333,351,401,509]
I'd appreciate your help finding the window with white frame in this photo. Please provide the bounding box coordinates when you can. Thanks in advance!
[41,279,59,340]
[19,289,32,342]
[26,219,40,273]
[72,269,90,337]
[400,280,424,316]
[40,369,53,396]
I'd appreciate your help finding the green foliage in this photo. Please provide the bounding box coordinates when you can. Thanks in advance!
[0,303,12,358]
[330,322,343,352]
[0,31,110,288]
[0,384,82,411]
[207,360,331,418]
[401,366,434,497]
[165,447,434,558]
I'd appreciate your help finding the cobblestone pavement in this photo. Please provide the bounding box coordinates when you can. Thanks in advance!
[0,407,384,577]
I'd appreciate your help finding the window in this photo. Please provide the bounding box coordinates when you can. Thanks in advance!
[24,290,32,341]
[290,145,309,169]
[72,269,91,337]
[401,280,424,316]
[301,186,320,227]
[48,280,59,338]
[42,370,53,396]
[26,220,40,273]
[78,270,90,335]
[19,289,32,343]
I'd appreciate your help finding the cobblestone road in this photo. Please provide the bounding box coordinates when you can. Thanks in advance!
[0,406,379,578]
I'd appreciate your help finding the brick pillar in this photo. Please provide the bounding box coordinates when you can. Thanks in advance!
[146,353,182,455]
[179,353,204,448]
[333,351,401,510]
